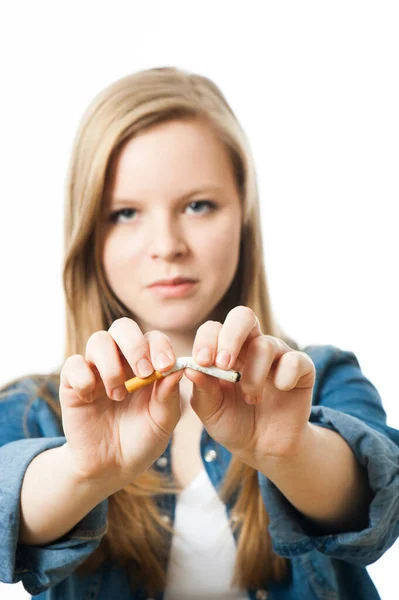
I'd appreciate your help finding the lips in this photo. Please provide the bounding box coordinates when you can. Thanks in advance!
[149,277,197,287]
[148,279,198,299]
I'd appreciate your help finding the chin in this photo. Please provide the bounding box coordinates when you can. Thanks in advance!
[145,305,209,332]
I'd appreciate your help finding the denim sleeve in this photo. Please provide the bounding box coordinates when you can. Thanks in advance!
[257,346,399,566]
[0,385,108,595]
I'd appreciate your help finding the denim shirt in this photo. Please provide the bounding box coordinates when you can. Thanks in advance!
[1,345,398,600]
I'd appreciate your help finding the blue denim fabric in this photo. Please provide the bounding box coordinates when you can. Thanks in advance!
[0,345,398,600]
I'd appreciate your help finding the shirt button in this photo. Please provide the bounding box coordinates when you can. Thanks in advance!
[255,590,268,600]
[161,514,171,525]
[204,449,217,462]
[155,456,168,468]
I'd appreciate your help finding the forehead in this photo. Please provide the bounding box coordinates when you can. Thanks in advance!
[107,119,236,199]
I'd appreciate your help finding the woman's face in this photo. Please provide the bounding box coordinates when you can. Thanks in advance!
[102,118,242,335]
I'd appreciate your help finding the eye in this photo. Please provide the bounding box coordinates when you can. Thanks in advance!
[186,200,217,215]
[109,208,137,223]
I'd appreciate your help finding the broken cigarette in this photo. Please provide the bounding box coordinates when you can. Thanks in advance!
[124,356,241,392]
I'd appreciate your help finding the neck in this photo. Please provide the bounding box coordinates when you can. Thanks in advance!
[166,333,195,359]
[138,321,197,358]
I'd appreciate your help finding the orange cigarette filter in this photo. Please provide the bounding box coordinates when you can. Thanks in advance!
[124,370,164,392]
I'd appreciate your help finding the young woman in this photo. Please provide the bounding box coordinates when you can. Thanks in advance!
[0,67,398,600]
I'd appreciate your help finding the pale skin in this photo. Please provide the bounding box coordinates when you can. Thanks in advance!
[19,118,372,546]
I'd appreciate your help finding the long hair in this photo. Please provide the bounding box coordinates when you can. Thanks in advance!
[2,67,300,595]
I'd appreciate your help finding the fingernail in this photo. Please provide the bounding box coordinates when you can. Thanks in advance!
[173,371,184,388]
[155,352,171,371]
[196,348,211,364]
[112,385,126,401]
[243,393,256,405]
[79,391,94,403]
[216,350,231,369]
[137,358,154,378]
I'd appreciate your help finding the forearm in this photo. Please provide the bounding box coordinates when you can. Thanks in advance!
[253,424,374,533]
[19,445,124,546]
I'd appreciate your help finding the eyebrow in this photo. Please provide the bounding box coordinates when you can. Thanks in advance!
[111,185,225,204]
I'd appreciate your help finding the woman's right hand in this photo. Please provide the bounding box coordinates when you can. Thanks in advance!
[59,317,183,487]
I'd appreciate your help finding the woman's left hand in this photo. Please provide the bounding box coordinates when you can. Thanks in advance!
[184,306,316,467]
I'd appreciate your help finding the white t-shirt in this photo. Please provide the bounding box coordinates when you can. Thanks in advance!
[164,467,250,600]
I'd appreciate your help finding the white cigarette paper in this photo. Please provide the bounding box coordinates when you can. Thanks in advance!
[163,356,241,383]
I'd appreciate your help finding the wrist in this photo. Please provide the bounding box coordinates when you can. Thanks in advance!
[262,423,320,481]
[61,443,131,498]
[238,423,318,480]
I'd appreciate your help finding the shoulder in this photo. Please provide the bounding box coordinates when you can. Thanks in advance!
[302,344,397,439]
[302,343,359,372]
[302,344,362,395]
[0,375,62,445]
[302,343,374,407]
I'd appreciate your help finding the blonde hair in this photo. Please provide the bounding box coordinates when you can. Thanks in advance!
[3,67,300,595]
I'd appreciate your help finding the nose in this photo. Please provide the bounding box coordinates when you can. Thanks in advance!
[147,213,188,260]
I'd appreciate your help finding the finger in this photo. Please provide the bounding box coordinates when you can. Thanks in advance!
[183,367,224,425]
[60,354,97,406]
[149,370,184,437]
[108,317,155,379]
[215,306,263,371]
[272,351,316,391]
[144,330,176,372]
[240,335,292,399]
[85,330,129,401]
[192,320,222,366]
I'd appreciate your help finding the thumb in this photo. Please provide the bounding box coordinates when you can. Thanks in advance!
[184,368,224,425]
[149,369,185,435]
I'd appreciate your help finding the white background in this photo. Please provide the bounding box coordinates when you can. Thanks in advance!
[0,1,398,598]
